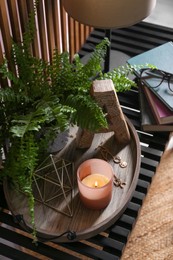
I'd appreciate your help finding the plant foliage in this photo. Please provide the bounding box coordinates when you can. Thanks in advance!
[0,2,138,242]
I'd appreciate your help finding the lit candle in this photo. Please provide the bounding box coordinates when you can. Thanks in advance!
[77,159,114,210]
[81,173,109,188]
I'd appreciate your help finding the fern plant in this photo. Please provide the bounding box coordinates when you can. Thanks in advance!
[0,3,138,242]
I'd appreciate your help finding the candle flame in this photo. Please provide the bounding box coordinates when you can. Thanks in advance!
[94,181,98,188]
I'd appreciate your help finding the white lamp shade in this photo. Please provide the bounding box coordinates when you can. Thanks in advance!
[62,0,157,29]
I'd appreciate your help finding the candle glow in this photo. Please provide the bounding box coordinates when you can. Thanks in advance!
[81,173,109,188]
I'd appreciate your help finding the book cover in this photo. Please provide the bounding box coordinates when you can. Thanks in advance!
[138,87,173,132]
[128,41,173,111]
[143,85,173,125]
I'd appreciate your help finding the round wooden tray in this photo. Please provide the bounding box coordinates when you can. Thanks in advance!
[4,117,141,243]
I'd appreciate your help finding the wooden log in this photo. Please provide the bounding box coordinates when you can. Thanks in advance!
[77,129,94,149]
[78,79,131,148]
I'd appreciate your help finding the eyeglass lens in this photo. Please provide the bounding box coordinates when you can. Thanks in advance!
[140,69,173,92]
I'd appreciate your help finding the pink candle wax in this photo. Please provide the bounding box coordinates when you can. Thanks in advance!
[77,159,114,210]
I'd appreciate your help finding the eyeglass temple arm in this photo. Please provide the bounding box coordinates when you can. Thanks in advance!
[145,71,163,78]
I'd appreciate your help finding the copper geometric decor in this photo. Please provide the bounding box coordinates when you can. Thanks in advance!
[32,154,74,217]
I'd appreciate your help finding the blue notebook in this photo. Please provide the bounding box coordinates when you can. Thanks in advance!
[127,41,173,111]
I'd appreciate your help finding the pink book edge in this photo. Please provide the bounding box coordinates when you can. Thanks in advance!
[143,86,173,124]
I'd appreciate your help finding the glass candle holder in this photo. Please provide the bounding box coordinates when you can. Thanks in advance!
[77,158,114,210]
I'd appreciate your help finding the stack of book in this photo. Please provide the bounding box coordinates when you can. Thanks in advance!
[127,41,173,132]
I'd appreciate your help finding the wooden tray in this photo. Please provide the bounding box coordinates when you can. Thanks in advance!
[4,117,141,243]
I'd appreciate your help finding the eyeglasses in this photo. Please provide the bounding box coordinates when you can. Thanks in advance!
[139,68,173,92]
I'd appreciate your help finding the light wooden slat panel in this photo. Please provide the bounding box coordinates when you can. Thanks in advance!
[16,0,28,35]
[6,0,21,43]
[79,23,85,48]
[37,0,49,61]
[26,0,40,58]
[60,0,68,52]
[0,0,17,83]
[74,20,80,53]
[0,0,13,61]
[68,17,75,59]
[51,0,61,53]
[0,1,14,88]
[85,26,93,39]
[45,0,56,59]
[0,0,92,88]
